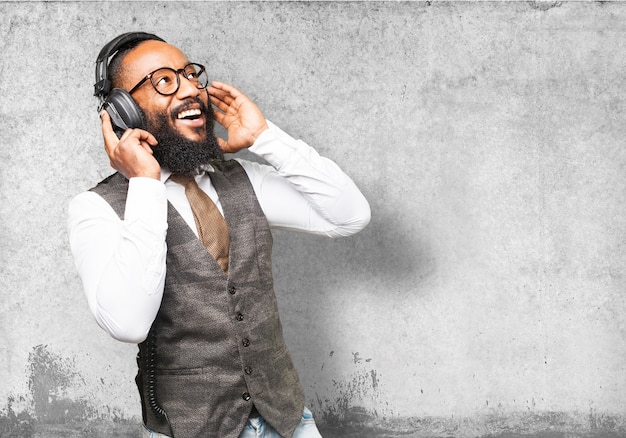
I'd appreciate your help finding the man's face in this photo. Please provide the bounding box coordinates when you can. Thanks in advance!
[117,40,223,173]
[120,40,210,143]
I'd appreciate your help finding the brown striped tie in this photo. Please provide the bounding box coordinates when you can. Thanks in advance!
[170,173,229,274]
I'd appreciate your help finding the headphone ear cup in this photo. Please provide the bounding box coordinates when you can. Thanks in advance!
[103,88,146,137]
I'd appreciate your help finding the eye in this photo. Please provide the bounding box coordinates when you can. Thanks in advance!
[185,71,199,80]
[155,75,172,85]
[184,65,201,80]
[152,70,174,86]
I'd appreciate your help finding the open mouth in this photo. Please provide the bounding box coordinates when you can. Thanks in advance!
[175,107,205,133]
[177,108,202,121]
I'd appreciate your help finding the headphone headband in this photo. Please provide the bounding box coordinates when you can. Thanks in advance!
[94,32,165,99]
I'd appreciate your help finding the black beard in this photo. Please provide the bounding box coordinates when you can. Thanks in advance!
[146,99,224,174]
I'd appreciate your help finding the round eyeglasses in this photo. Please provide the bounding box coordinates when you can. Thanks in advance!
[128,63,208,96]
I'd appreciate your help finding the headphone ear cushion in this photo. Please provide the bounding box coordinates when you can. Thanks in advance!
[103,88,146,136]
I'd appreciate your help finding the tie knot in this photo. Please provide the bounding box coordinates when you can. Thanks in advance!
[170,173,196,187]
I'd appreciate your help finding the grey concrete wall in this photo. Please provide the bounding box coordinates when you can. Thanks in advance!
[1,1,625,437]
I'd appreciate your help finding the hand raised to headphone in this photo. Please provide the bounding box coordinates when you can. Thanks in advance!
[101,111,160,180]
[208,81,269,154]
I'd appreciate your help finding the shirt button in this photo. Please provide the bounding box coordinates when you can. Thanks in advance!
[236,313,244,321]
[228,286,236,295]
[244,366,253,375]
[242,338,250,347]
[242,392,251,401]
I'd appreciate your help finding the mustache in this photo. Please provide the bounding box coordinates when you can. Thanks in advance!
[169,96,210,120]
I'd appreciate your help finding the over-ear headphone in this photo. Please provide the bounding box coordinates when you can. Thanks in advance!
[94,32,165,137]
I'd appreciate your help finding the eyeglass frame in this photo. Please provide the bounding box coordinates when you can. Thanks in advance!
[127,62,208,96]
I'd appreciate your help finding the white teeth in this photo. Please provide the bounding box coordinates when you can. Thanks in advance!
[177,108,202,119]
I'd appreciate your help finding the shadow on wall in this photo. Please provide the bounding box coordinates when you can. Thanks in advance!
[273,198,435,299]
[271,199,435,428]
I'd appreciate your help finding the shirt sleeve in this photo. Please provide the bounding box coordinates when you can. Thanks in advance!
[237,121,371,238]
[67,177,168,343]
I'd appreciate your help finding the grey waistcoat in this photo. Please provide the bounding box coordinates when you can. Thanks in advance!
[91,160,305,438]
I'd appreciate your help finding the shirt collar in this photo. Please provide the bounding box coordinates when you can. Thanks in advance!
[160,163,216,183]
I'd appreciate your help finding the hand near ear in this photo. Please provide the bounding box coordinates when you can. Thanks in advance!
[101,111,161,180]
[208,81,269,154]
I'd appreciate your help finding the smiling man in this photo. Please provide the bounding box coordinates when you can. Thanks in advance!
[67,32,370,438]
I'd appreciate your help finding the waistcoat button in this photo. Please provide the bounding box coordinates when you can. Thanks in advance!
[244,366,253,375]
[236,313,244,321]
[242,392,251,401]
[242,338,250,347]
[228,285,236,295]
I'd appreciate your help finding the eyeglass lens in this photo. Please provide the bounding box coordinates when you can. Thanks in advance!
[151,64,208,95]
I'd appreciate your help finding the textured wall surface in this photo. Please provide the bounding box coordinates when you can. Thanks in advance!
[1,1,625,437]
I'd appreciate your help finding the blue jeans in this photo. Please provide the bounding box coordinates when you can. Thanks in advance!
[142,407,323,438]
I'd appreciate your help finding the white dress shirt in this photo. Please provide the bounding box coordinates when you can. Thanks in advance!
[68,121,370,343]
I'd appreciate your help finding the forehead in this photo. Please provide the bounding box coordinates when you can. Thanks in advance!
[122,40,190,83]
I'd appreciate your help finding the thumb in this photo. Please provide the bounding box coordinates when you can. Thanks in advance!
[215,136,230,152]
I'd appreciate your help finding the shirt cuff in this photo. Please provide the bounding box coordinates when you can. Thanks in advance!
[248,120,299,169]
[124,177,168,229]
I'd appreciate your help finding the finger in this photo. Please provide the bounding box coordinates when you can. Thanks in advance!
[209,81,230,92]
[212,108,228,127]
[139,141,155,155]
[211,81,240,95]
[118,127,158,147]
[118,126,134,142]
[208,87,235,108]
[210,81,246,101]
[100,111,120,153]
[210,94,232,114]
[207,84,226,98]
[134,129,159,147]
[206,84,225,97]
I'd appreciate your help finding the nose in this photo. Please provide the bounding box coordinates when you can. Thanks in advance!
[175,73,200,100]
